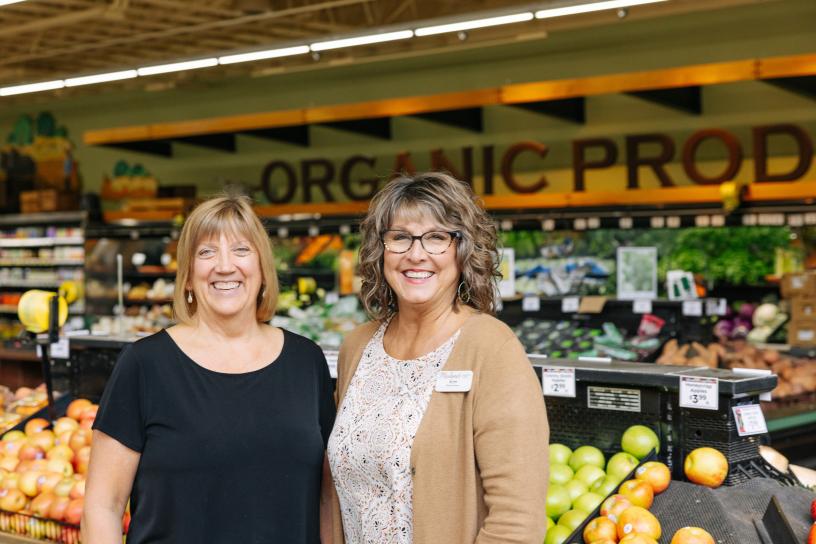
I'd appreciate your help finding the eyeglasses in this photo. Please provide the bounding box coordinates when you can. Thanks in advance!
[382,230,461,255]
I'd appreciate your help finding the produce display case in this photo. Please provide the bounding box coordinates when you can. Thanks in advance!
[0,508,79,544]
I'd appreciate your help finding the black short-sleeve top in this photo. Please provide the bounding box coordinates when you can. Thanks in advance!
[93,328,335,544]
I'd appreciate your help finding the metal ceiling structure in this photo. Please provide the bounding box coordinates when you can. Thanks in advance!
[0,0,772,96]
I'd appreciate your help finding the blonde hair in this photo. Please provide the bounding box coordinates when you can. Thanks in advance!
[358,172,500,320]
[173,193,278,324]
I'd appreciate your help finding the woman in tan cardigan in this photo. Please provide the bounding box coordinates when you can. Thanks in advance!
[327,172,549,544]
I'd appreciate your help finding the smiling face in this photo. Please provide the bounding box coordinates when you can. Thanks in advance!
[383,210,461,313]
[188,232,263,323]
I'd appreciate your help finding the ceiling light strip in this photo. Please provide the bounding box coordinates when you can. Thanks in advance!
[0,0,27,6]
[0,80,64,96]
[415,12,534,37]
[310,30,414,52]
[535,0,669,19]
[65,70,138,87]
[136,58,218,76]
[219,45,310,65]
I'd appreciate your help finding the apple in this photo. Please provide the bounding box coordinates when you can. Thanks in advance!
[549,463,574,486]
[617,506,661,541]
[0,488,27,512]
[39,472,62,494]
[47,459,74,478]
[550,443,572,465]
[31,491,56,518]
[49,495,70,521]
[601,494,633,523]
[123,510,132,533]
[64,498,84,525]
[564,479,589,502]
[80,405,99,422]
[569,446,606,472]
[2,430,26,442]
[544,524,571,544]
[47,445,75,463]
[618,479,654,509]
[546,517,555,530]
[24,418,50,436]
[620,535,659,544]
[546,484,572,521]
[591,475,622,497]
[54,478,74,498]
[29,430,56,452]
[607,451,640,480]
[66,399,92,421]
[19,470,43,497]
[584,516,618,543]
[574,464,606,488]
[621,425,660,460]
[573,491,604,514]
[53,417,79,436]
[69,478,86,499]
[0,456,19,472]
[74,446,91,475]
[1,472,20,491]
[1,439,24,458]
[635,461,671,494]
[557,509,587,532]
[68,429,93,453]
[684,447,728,488]
[19,444,46,461]
[671,526,716,544]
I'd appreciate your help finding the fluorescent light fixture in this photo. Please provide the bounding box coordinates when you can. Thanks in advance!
[0,80,64,96]
[310,30,413,52]
[137,58,218,76]
[535,0,668,19]
[219,45,310,65]
[415,12,534,37]
[0,0,27,6]
[65,70,138,87]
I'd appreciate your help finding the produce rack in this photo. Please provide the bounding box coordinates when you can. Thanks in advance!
[0,512,78,544]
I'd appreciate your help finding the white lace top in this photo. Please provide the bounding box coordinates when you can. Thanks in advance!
[327,321,461,544]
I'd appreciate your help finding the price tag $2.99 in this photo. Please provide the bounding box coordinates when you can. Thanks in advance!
[542,367,576,398]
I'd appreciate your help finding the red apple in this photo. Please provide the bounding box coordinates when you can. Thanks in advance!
[617,506,662,541]
[618,479,655,509]
[66,399,92,422]
[1,472,20,491]
[74,446,91,475]
[24,418,50,436]
[584,516,618,543]
[29,430,56,452]
[80,405,99,423]
[68,429,92,453]
[18,444,46,461]
[0,488,27,512]
[0,456,19,472]
[47,459,74,478]
[684,447,728,488]
[53,418,79,437]
[671,526,716,544]
[30,491,56,518]
[600,494,633,524]
[39,472,62,494]
[69,479,85,500]
[1,439,24,458]
[47,445,74,463]
[64,498,83,525]
[19,470,43,497]
[636,461,672,494]
[49,495,70,521]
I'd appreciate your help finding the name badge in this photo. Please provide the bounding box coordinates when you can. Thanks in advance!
[435,371,473,392]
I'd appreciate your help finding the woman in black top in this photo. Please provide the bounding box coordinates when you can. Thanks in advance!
[82,193,335,544]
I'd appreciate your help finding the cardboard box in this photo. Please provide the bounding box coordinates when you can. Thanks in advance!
[19,191,40,213]
[781,272,816,298]
[39,189,58,212]
[787,319,816,347]
[791,297,816,321]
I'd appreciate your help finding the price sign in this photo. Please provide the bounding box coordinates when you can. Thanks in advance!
[561,297,580,313]
[679,376,719,410]
[732,404,768,436]
[682,300,703,316]
[705,298,728,316]
[325,292,339,304]
[633,299,652,314]
[522,296,541,312]
[542,367,576,398]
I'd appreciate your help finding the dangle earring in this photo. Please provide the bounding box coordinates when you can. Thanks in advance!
[457,281,471,304]
[187,290,193,304]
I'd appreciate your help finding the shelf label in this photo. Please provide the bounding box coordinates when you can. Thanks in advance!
[732,404,768,436]
[633,299,652,314]
[679,376,719,410]
[39,338,70,360]
[705,298,728,316]
[541,367,576,398]
[682,300,703,316]
[562,296,580,313]
[522,295,541,312]
[587,386,641,412]
[325,292,339,304]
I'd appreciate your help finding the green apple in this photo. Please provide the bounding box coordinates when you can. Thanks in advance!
[606,451,640,480]
[546,517,555,530]
[549,443,573,465]
[557,509,587,532]
[569,445,605,472]
[573,464,606,488]
[544,524,571,544]
[545,484,572,521]
[591,475,622,497]
[621,425,660,460]
[573,491,604,514]
[549,463,574,486]
[564,478,589,502]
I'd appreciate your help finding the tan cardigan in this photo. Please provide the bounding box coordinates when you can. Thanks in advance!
[331,313,549,544]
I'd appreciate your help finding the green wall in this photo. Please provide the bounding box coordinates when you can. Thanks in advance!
[1,0,815,200]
